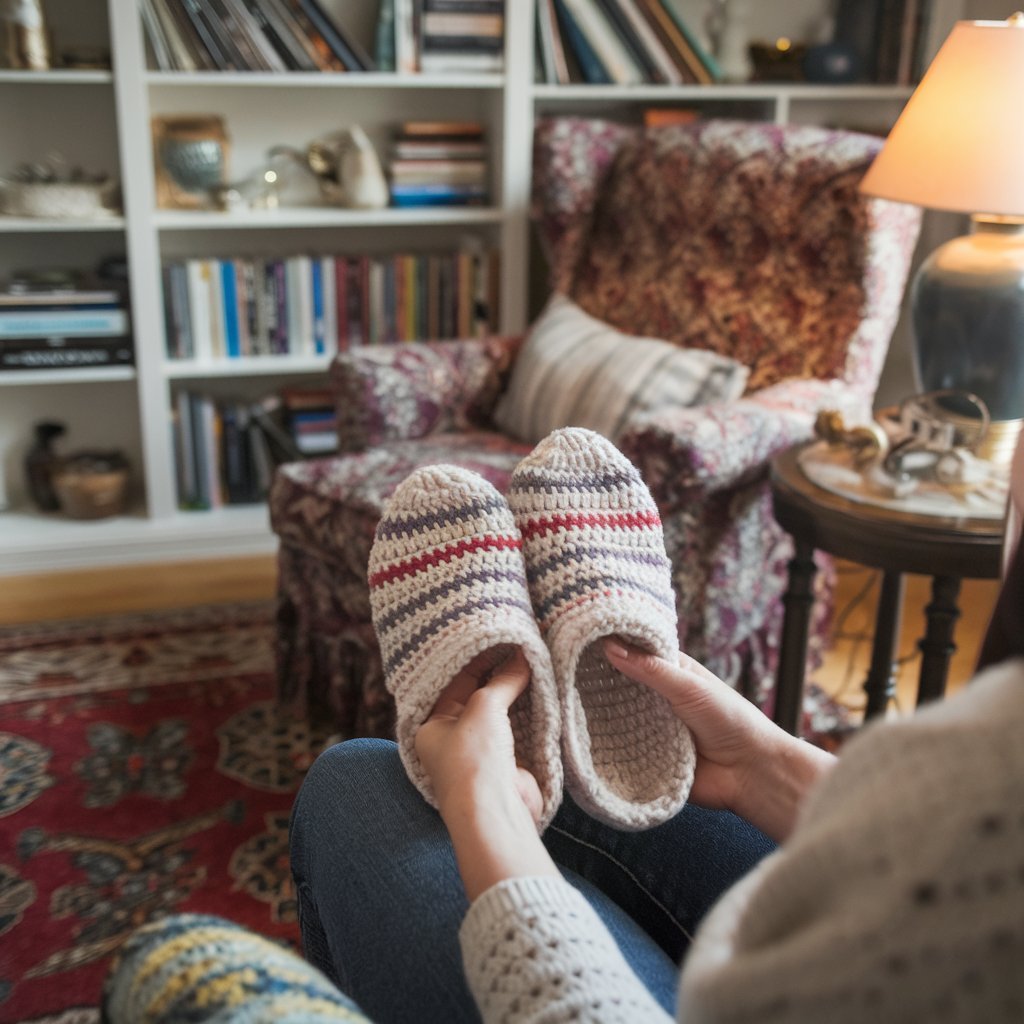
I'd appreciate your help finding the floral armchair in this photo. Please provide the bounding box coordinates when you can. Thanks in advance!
[269,116,921,739]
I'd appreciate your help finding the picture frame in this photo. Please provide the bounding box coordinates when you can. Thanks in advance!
[151,114,230,210]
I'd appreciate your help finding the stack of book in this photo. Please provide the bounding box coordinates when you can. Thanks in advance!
[281,386,337,455]
[389,121,488,207]
[0,287,132,372]
[419,0,504,73]
[382,0,505,73]
[140,0,374,72]
[162,242,499,360]
[535,0,721,85]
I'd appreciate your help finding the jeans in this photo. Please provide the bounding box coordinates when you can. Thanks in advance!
[289,738,774,1024]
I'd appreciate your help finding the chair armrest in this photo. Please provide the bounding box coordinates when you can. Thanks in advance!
[330,336,521,451]
[619,378,870,503]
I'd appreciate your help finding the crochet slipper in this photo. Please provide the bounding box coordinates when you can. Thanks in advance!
[507,427,696,830]
[368,464,563,831]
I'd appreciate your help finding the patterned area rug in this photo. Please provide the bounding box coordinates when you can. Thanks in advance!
[0,602,327,1023]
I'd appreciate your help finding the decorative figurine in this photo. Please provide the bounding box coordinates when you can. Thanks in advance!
[2,0,51,71]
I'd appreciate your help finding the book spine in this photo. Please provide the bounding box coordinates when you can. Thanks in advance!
[220,259,241,357]
[0,338,134,369]
[310,255,325,354]
[320,255,337,355]
[296,0,367,70]
[553,0,611,83]
[0,309,130,337]
[394,0,419,73]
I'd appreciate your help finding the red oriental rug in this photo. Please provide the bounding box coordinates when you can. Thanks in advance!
[0,601,328,1024]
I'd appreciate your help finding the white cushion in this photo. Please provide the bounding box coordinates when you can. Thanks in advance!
[494,294,750,444]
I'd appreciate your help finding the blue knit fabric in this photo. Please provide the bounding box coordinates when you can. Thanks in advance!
[102,914,368,1023]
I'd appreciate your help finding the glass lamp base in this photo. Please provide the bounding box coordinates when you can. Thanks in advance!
[912,217,1024,432]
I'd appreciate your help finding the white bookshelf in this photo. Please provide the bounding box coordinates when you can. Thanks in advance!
[0,0,967,575]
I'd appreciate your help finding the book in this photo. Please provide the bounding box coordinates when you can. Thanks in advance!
[632,0,704,83]
[294,0,375,71]
[0,337,134,370]
[553,0,612,83]
[658,0,722,81]
[162,0,218,69]
[238,0,305,69]
[250,0,320,70]
[180,0,235,71]
[592,0,662,82]
[608,0,683,84]
[0,308,129,337]
[220,260,241,357]
[286,2,346,70]
[140,0,174,69]
[209,0,272,70]
[394,0,419,73]
[220,0,288,70]
[389,183,487,206]
[375,0,396,70]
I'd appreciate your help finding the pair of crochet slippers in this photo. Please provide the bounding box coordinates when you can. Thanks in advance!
[368,427,696,832]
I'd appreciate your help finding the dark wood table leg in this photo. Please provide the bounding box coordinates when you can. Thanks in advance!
[917,574,962,706]
[773,540,817,736]
[863,571,904,720]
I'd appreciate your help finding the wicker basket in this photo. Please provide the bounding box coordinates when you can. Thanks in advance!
[52,452,129,519]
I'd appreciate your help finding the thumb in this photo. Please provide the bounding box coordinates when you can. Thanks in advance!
[478,648,531,711]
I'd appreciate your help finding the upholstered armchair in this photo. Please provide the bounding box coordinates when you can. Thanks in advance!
[269,116,921,740]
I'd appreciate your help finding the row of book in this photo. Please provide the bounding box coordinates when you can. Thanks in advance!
[141,0,374,72]
[172,388,337,510]
[389,120,489,207]
[536,0,721,86]
[0,287,132,372]
[380,0,505,74]
[162,245,499,361]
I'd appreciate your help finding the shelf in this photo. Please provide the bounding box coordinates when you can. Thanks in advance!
[0,504,275,575]
[0,366,136,386]
[164,356,330,379]
[0,216,126,233]
[146,71,504,89]
[532,83,915,103]
[153,206,504,230]
[0,69,113,84]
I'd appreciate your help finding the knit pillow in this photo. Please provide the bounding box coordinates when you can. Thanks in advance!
[331,336,519,452]
[493,294,750,444]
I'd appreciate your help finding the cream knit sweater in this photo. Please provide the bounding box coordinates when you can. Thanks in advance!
[459,658,1024,1023]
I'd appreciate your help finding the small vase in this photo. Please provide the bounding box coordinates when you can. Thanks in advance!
[714,0,754,83]
[4,0,51,70]
[24,420,65,512]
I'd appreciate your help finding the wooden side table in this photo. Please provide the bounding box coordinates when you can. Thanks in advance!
[770,445,1004,735]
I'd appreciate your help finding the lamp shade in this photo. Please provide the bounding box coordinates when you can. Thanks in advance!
[859,15,1024,217]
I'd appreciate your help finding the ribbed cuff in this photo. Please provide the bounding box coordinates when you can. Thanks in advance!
[460,875,593,943]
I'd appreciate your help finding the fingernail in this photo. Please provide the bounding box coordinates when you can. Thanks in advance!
[604,639,629,660]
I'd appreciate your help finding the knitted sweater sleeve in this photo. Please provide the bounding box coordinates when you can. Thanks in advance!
[678,657,1024,1024]
[459,876,674,1023]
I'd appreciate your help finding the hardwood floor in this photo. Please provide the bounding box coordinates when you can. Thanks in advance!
[0,554,999,717]
[0,555,277,626]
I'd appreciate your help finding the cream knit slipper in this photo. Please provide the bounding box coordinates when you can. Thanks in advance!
[368,464,563,831]
[507,428,696,830]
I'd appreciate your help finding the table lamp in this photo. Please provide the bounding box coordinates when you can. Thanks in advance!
[859,13,1024,464]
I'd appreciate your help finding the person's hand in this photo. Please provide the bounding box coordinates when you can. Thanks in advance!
[604,640,836,842]
[415,648,544,828]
